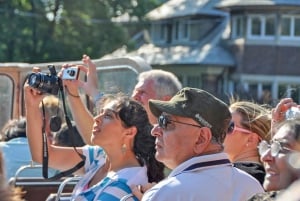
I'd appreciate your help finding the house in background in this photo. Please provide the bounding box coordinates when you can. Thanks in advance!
[103,0,300,105]
[217,0,300,104]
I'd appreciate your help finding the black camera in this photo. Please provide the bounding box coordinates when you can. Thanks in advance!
[28,65,61,95]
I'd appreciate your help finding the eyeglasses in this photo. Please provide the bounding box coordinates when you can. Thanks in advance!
[258,140,292,157]
[158,115,202,130]
[227,122,252,134]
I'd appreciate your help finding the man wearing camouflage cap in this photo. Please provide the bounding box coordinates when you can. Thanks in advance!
[141,87,264,201]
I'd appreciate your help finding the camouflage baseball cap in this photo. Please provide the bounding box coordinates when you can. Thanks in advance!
[149,87,231,142]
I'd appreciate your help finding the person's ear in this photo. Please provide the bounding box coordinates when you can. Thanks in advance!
[246,133,261,147]
[194,127,212,154]
[124,126,137,139]
[161,95,172,101]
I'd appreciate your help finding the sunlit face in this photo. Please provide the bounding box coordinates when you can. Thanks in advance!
[91,100,125,148]
[132,79,157,124]
[262,125,300,191]
[151,113,200,169]
[223,111,252,161]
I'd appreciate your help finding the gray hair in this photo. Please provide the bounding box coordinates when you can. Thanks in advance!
[138,69,182,98]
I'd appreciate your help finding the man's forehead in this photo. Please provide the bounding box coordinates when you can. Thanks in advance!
[103,100,118,110]
[138,78,155,87]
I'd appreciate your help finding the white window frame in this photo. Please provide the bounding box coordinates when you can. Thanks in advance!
[172,19,190,42]
[247,14,275,40]
[151,22,167,44]
[232,15,244,38]
[280,15,300,40]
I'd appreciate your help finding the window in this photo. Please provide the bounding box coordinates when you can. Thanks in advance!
[97,67,138,95]
[0,75,13,129]
[172,19,189,42]
[173,21,180,41]
[232,16,244,38]
[281,15,300,39]
[151,22,167,43]
[187,75,201,88]
[247,15,275,39]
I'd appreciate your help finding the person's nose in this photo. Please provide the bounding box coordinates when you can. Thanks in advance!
[132,90,141,102]
[94,114,102,125]
[260,147,273,163]
[151,124,163,137]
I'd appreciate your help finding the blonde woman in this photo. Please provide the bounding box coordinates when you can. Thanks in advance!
[224,100,271,185]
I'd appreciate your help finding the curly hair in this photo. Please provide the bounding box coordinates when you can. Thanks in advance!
[98,94,165,183]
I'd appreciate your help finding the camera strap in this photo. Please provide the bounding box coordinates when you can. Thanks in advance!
[41,81,86,181]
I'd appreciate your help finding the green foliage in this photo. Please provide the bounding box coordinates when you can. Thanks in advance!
[0,0,162,63]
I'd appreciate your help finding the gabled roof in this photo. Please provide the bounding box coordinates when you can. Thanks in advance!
[103,11,234,67]
[128,44,235,66]
[102,43,235,67]
[146,0,227,20]
[217,0,300,8]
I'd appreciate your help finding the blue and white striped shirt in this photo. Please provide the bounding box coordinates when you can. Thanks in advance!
[71,145,148,201]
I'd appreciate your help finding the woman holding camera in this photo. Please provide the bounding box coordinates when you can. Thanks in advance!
[24,80,164,200]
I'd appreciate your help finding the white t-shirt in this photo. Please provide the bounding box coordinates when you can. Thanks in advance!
[142,152,264,201]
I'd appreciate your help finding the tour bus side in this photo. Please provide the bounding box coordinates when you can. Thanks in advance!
[0,57,151,201]
[0,57,151,132]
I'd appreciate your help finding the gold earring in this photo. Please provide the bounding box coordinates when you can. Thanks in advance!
[121,144,127,154]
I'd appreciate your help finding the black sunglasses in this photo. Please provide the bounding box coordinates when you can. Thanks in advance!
[227,122,235,133]
[158,115,202,130]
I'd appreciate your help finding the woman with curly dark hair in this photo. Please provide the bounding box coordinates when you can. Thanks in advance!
[24,79,164,201]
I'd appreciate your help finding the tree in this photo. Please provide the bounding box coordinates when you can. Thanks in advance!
[0,0,162,63]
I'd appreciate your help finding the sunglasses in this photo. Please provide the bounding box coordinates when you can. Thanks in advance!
[158,115,202,130]
[258,140,292,157]
[227,122,252,134]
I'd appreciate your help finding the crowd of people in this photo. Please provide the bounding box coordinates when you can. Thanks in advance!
[0,54,300,200]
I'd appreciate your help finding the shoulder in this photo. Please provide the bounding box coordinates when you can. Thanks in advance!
[82,145,105,159]
[142,177,184,201]
[82,145,106,172]
[233,162,265,185]
[276,180,300,201]
[95,177,136,201]
[247,191,280,201]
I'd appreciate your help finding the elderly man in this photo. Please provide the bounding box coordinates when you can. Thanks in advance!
[63,55,182,144]
[141,87,264,201]
[132,69,182,124]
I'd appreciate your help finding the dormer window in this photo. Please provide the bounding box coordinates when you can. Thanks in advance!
[232,16,244,38]
[151,22,167,44]
[172,19,189,42]
[247,15,275,40]
[281,15,300,40]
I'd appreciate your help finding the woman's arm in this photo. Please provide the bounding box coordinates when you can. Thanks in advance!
[60,55,99,145]
[24,82,85,174]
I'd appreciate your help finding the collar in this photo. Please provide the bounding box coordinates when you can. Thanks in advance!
[169,152,232,177]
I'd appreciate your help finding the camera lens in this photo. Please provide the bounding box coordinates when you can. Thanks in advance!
[67,70,75,76]
[28,73,41,88]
